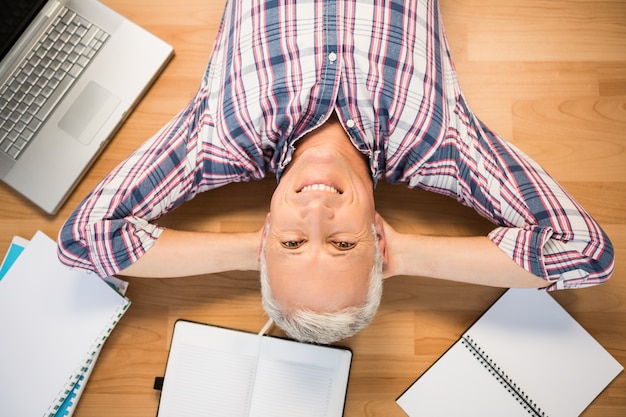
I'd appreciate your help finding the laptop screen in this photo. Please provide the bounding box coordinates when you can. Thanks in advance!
[0,0,48,61]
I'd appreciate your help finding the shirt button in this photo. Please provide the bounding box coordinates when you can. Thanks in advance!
[328,52,337,62]
[346,119,355,128]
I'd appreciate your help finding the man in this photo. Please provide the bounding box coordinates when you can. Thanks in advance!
[57,0,614,344]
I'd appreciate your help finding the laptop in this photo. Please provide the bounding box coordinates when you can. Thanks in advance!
[0,0,173,214]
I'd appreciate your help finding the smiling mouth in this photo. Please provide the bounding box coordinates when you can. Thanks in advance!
[298,183,343,194]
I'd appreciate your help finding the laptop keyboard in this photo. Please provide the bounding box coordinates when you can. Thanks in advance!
[0,8,110,160]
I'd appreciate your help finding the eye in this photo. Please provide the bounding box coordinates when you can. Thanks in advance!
[281,240,305,249]
[332,241,356,250]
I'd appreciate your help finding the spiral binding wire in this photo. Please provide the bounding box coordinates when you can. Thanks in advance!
[461,335,547,417]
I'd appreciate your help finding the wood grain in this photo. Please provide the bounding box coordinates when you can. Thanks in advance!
[1,1,624,415]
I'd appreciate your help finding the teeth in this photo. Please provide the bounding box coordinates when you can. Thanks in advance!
[300,184,341,194]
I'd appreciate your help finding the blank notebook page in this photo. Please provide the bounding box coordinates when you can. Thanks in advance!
[0,231,129,417]
[397,289,623,417]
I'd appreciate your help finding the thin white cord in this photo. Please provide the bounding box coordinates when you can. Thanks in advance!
[258,318,274,337]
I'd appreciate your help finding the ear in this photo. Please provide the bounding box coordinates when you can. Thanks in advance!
[373,212,388,265]
[258,213,271,261]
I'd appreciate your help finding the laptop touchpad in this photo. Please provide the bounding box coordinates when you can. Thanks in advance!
[58,81,121,145]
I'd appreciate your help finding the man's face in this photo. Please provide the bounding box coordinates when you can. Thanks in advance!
[262,120,385,314]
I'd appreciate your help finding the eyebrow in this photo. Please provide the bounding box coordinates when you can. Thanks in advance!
[276,246,350,255]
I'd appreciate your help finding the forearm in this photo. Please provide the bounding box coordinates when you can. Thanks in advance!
[386,233,550,289]
[119,228,261,278]
[58,100,255,277]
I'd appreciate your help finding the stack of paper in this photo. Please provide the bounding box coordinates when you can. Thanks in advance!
[0,231,130,417]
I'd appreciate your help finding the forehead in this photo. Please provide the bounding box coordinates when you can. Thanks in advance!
[264,247,373,312]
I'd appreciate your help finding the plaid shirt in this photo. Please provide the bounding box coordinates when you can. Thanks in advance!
[58,0,613,289]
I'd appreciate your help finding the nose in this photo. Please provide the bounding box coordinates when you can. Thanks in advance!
[299,198,334,221]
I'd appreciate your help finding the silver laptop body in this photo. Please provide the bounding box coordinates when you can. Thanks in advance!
[0,0,173,214]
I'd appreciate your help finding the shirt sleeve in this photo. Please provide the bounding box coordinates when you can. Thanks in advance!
[406,97,615,290]
[57,90,261,277]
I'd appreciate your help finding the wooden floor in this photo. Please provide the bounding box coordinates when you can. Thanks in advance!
[1,0,624,415]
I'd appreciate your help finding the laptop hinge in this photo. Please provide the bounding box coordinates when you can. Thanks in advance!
[0,1,66,83]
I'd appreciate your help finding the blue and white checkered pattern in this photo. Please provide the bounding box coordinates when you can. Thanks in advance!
[58,0,613,289]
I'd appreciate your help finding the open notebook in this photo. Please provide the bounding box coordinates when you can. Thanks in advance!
[396,288,623,417]
[156,320,353,417]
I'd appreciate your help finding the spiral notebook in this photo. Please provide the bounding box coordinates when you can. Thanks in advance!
[0,231,130,417]
[396,288,623,417]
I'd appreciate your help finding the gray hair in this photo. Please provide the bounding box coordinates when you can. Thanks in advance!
[259,224,384,344]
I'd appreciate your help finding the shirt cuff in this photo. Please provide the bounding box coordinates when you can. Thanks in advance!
[488,225,553,283]
[86,217,164,277]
